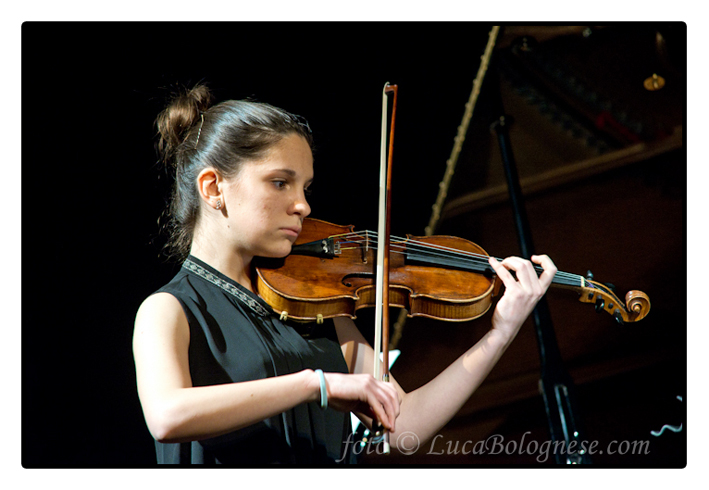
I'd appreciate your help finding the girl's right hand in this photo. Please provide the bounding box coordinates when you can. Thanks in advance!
[321,372,400,432]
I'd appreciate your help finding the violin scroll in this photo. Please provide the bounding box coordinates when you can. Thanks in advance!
[626,289,652,320]
[578,279,651,325]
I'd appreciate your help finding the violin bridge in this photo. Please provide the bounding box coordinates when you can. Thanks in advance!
[361,231,369,263]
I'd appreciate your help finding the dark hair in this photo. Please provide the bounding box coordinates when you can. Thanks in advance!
[156,83,314,261]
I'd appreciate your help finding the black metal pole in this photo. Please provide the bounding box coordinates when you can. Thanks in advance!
[490,61,591,464]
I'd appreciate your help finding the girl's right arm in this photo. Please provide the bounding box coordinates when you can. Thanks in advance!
[133,292,321,443]
[133,292,398,443]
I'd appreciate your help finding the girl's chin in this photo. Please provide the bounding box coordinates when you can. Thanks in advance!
[261,245,293,259]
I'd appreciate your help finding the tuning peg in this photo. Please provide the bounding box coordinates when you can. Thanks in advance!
[604,282,616,293]
[586,270,594,281]
[614,310,625,326]
[595,298,605,313]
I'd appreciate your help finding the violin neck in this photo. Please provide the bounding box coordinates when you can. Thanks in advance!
[404,249,584,289]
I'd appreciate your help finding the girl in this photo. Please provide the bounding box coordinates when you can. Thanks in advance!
[133,83,557,464]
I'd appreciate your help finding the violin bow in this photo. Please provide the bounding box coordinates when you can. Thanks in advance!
[373,82,398,454]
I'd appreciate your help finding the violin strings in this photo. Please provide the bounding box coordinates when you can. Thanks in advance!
[334,230,514,267]
[326,230,584,287]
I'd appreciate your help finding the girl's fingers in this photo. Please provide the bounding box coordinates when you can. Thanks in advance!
[489,256,535,291]
[326,372,400,431]
[372,382,399,431]
[490,255,557,294]
[531,254,557,290]
[488,256,517,287]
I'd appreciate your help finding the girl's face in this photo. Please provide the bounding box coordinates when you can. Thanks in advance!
[220,133,314,260]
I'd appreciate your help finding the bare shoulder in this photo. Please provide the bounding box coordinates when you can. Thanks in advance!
[134,292,190,348]
[133,292,192,391]
[136,292,184,323]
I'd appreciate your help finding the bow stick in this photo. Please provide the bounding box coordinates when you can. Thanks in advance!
[373,82,398,454]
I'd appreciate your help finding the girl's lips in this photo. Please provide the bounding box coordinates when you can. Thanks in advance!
[281,227,301,238]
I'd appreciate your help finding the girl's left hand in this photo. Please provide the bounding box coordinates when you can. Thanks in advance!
[487,254,557,342]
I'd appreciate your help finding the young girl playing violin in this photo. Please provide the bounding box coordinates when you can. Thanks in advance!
[133,83,557,465]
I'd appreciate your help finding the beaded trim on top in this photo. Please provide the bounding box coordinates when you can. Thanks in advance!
[183,258,271,317]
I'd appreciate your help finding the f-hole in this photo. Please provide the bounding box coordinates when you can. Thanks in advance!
[341,272,374,288]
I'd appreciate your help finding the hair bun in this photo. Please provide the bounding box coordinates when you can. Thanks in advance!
[156,83,213,164]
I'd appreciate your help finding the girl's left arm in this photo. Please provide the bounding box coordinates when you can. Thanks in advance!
[335,254,556,450]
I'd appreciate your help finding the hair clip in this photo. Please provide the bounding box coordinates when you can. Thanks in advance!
[194,112,205,149]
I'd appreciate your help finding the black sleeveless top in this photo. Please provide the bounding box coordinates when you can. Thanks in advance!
[152,256,354,465]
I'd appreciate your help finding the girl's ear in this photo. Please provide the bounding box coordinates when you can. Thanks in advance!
[196,168,223,210]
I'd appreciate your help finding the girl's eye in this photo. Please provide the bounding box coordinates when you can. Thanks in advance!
[273,180,287,189]
[304,187,312,197]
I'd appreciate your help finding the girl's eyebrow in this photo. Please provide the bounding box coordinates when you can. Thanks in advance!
[270,168,314,185]
[272,168,296,177]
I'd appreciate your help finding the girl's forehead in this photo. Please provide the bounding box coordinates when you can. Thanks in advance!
[257,138,313,168]
[243,152,314,178]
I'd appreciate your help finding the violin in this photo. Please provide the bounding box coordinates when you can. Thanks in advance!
[255,217,651,326]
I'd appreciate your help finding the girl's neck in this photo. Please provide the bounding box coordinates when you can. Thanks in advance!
[190,241,255,292]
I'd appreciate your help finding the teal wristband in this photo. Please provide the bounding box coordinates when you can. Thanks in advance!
[315,369,328,410]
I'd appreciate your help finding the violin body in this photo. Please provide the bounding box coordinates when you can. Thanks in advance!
[255,218,499,322]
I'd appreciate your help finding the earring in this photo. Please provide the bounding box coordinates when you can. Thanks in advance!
[216,199,222,210]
